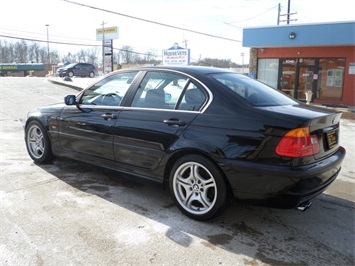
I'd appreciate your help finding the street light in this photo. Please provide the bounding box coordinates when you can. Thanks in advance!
[240,52,245,74]
[45,24,50,64]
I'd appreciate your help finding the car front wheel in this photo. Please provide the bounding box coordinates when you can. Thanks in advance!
[68,71,74,78]
[89,71,95,78]
[169,155,229,221]
[25,121,53,164]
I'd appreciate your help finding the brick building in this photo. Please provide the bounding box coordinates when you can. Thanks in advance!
[243,21,355,107]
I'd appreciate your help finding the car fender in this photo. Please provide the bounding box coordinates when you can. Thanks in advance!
[25,105,64,153]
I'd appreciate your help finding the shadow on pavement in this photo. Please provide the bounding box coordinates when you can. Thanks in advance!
[37,157,355,266]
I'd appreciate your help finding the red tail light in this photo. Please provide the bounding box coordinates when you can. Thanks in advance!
[276,127,320,157]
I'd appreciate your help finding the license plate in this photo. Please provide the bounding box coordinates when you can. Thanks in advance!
[326,129,338,149]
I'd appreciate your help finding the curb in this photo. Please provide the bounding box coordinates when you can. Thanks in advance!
[48,78,83,91]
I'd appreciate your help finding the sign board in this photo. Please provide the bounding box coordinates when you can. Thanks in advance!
[96,26,119,41]
[102,39,113,73]
[0,63,44,71]
[162,44,190,66]
[349,63,355,75]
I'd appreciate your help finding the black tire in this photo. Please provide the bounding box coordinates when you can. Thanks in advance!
[68,71,74,78]
[25,121,54,164]
[169,155,228,221]
[89,71,95,78]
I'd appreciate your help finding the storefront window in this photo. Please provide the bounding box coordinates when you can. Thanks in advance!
[257,59,279,88]
[317,58,345,100]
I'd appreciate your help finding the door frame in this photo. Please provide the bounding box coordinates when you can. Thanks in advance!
[279,58,319,101]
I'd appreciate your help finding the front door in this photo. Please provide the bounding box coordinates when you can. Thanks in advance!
[296,66,314,100]
[59,70,140,161]
[59,106,118,160]
[280,66,296,97]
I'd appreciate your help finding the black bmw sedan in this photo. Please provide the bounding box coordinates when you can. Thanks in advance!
[25,66,346,220]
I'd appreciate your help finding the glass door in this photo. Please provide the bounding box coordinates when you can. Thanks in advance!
[280,59,297,97]
[297,66,314,100]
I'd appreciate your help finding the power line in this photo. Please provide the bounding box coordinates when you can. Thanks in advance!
[0,34,98,47]
[62,0,241,43]
[0,34,161,58]
[0,27,160,56]
[0,25,96,43]
[227,5,279,24]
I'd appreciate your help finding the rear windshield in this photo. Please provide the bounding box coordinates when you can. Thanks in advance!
[209,73,298,106]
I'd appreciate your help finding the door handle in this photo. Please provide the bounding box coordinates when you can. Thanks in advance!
[163,119,186,126]
[101,113,117,120]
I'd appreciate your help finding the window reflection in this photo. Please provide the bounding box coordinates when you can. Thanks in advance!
[257,59,279,88]
[257,57,346,102]
[317,58,345,100]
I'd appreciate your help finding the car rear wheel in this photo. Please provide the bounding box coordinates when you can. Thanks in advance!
[25,121,53,164]
[169,155,228,221]
[68,71,74,78]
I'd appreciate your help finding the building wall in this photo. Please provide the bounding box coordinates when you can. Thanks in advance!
[243,22,355,48]
[249,48,258,77]
[0,64,54,77]
[256,46,355,106]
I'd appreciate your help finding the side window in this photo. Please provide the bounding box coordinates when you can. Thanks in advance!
[178,82,207,111]
[210,73,297,106]
[131,71,188,109]
[80,71,139,106]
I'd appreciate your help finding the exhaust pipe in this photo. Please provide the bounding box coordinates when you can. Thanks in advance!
[297,201,312,212]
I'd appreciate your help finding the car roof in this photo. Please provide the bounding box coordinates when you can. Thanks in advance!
[126,65,234,76]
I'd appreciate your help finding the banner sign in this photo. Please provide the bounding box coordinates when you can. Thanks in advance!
[162,44,190,66]
[0,63,44,71]
[96,26,119,41]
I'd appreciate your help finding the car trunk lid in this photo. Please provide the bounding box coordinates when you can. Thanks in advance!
[256,104,343,160]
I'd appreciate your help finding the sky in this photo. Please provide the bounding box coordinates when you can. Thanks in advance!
[1,0,354,64]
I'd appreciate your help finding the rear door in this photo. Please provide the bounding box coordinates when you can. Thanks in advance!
[59,71,140,160]
[79,63,88,77]
[113,70,209,172]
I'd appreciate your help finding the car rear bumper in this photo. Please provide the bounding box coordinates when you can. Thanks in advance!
[220,146,346,209]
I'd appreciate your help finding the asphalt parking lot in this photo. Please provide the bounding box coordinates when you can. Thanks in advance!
[0,77,354,266]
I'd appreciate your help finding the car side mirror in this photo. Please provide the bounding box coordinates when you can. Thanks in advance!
[64,95,77,105]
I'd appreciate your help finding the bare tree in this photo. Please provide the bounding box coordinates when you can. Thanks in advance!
[194,58,238,68]
[28,42,41,63]
[62,52,75,63]
[113,50,121,66]
[14,41,25,62]
[144,49,157,62]
[120,45,135,64]
[0,39,11,63]
[0,38,238,69]
[86,48,100,65]
[8,42,15,63]
[50,50,60,64]
[39,47,47,63]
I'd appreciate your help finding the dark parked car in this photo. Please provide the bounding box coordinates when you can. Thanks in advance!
[56,63,97,78]
[25,66,346,220]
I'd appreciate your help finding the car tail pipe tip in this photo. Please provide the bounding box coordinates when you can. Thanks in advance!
[297,201,312,212]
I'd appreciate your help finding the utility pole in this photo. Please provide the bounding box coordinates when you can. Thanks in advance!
[278,1,297,24]
[45,24,50,64]
[287,0,291,24]
[101,21,107,75]
[241,53,245,74]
